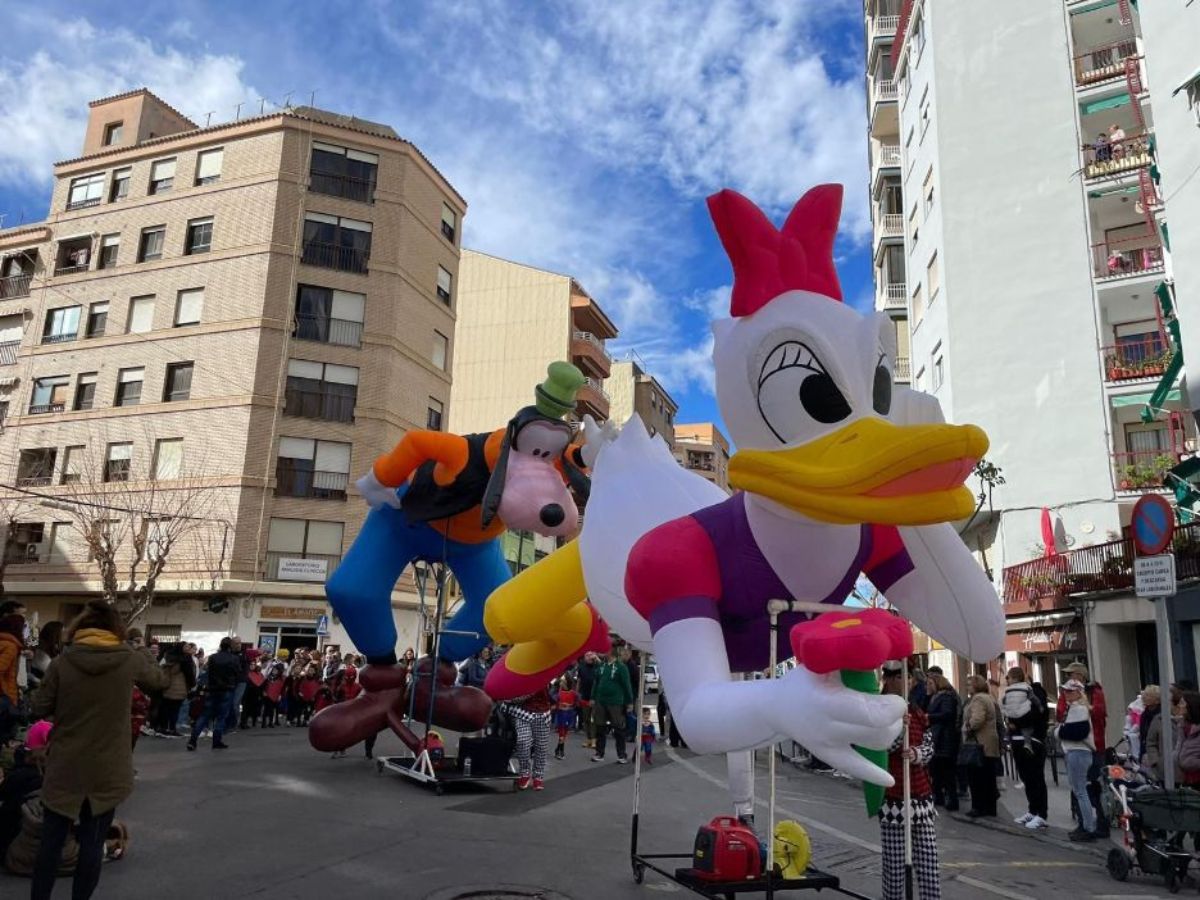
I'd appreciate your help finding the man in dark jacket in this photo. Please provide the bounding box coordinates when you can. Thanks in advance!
[590,648,633,764]
[577,651,598,749]
[458,647,492,690]
[188,638,241,751]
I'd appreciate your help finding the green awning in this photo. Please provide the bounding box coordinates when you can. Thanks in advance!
[1114,390,1180,408]
[1162,221,1171,252]
[1173,66,1200,96]
[1081,93,1130,116]
[1088,186,1139,199]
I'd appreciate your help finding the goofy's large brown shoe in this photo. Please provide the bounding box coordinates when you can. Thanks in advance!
[409,657,493,734]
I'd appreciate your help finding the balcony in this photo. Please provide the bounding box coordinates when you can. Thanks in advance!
[1113,449,1183,493]
[308,171,376,204]
[1073,38,1139,88]
[1082,131,1153,180]
[571,330,612,378]
[300,241,369,274]
[0,273,32,300]
[27,402,65,415]
[578,376,610,419]
[0,341,17,365]
[1002,521,1200,607]
[881,283,906,311]
[894,356,911,382]
[876,214,904,246]
[871,14,899,41]
[264,551,341,582]
[274,461,350,500]
[293,313,363,348]
[283,386,356,423]
[875,144,901,169]
[1102,337,1172,382]
[872,79,897,104]
[1093,237,1165,282]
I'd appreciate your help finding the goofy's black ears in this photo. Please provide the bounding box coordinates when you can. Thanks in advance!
[561,448,591,502]
[481,420,517,528]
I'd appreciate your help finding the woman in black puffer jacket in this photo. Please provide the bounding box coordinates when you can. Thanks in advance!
[925,673,962,811]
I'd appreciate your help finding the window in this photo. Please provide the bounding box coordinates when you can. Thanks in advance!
[55,238,91,274]
[163,362,193,402]
[926,252,940,299]
[922,168,934,217]
[104,442,133,483]
[152,438,184,481]
[127,295,155,333]
[174,288,203,326]
[432,330,448,370]
[29,375,69,415]
[301,214,371,273]
[74,373,97,411]
[266,518,345,578]
[195,148,224,186]
[914,366,927,392]
[67,173,105,210]
[918,87,931,139]
[98,234,120,269]
[932,353,944,391]
[908,204,919,247]
[911,283,924,323]
[184,217,213,255]
[284,359,358,422]
[912,12,925,59]
[4,523,45,564]
[114,367,144,407]
[16,449,56,486]
[149,158,176,194]
[103,122,123,146]
[110,167,131,202]
[275,437,352,499]
[437,266,453,304]
[86,302,108,338]
[61,445,84,484]
[138,226,165,262]
[309,142,377,203]
[42,306,80,344]
[441,203,457,243]
[293,285,364,347]
[427,397,444,431]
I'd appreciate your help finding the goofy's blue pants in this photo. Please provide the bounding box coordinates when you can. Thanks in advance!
[326,503,511,663]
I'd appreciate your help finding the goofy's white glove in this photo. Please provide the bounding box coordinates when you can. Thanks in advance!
[579,414,620,469]
[355,469,402,509]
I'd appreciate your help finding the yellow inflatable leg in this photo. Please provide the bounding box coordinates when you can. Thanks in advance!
[483,540,585,644]
[504,601,597,676]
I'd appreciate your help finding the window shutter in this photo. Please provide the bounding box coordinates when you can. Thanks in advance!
[150,158,177,181]
[331,290,365,322]
[287,359,325,380]
[314,441,351,473]
[129,297,155,333]
[196,149,224,179]
[323,364,359,386]
[305,521,344,555]
[155,440,184,480]
[278,437,316,459]
[346,149,379,164]
[341,217,372,233]
[118,367,144,384]
[267,518,307,553]
[176,288,204,324]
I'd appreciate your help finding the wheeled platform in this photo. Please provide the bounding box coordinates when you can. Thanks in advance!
[631,851,864,899]
[377,751,518,795]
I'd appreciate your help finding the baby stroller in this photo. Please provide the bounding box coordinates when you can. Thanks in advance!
[1106,775,1200,893]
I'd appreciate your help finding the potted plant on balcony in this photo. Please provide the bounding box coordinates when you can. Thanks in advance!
[1119,463,1139,490]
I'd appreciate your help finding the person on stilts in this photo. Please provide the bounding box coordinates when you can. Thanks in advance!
[879,659,941,900]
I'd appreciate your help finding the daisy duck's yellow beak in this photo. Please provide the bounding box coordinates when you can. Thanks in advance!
[728,417,989,526]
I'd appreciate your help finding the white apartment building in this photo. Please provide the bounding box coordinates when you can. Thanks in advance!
[865,1,1195,729]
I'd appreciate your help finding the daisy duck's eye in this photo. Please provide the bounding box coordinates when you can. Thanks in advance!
[756,340,851,443]
[873,353,892,416]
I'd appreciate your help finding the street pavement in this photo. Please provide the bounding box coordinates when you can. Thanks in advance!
[1,722,1185,900]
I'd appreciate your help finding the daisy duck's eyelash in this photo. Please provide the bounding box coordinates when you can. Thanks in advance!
[758,340,827,389]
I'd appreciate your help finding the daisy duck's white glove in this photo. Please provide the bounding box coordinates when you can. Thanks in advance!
[355,469,401,509]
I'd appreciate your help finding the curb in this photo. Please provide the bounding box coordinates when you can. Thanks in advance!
[947,811,1111,856]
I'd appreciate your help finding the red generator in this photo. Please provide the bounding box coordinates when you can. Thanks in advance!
[690,816,763,882]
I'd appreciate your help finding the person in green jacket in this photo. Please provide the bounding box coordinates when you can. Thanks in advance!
[590,646,634,764]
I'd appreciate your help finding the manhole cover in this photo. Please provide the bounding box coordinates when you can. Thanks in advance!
[424,887,571,900]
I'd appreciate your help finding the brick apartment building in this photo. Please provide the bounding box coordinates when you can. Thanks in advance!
[0,89,464,655]
[672,422,731,493]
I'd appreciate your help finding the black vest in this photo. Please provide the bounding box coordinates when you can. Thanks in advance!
[400,432,493,524]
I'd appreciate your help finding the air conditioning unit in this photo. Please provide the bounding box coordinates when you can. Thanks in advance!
[25,543,42,561]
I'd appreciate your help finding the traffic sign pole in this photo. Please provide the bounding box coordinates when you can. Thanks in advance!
[1157,597,1176,790]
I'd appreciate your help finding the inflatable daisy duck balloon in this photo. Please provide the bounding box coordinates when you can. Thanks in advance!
[484,184,1004,794]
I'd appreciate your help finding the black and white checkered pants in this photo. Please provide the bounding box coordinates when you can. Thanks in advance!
[879,798,940,900]
[504,704,551,780]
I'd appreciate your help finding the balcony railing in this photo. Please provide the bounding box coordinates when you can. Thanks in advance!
[264,550,342,582]
[308,170,376,204]
[1093,237,1165,281]
[274,462,350,500]
[871,14,900,40]
[873,79,897,103]
[27,403,65,415]
[15,474,52,487]
[879,213,903,237]
[300,241,369,274]
[41,332,76,345]
[53,261,89,276]
[882,283,906,309]
[0,341,18,365]
[875,144,901,168]
[1002,520,1200,606]
[1074,39,1139,87]
[583,377,610,401]
[894,356,911,381]
[1114,449,1183,492]
[283,386,356,423]
[0,273,32,299]
[1101,337,1172,381]
[1083,132,1153,179]
[572,331,612,362]
[293,313,364,348]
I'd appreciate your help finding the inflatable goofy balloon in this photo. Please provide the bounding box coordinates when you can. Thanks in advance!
[310,362,608,754]
[484,185,1004,802]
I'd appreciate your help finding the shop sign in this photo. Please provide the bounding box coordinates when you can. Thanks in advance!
[260,604,325,622]
[276,557,328,582]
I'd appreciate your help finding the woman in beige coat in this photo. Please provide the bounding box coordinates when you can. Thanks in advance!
[962,674,1000,818]
[30,601,168,900]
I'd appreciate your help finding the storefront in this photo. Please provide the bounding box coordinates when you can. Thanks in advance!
[1004,612,1088,687]
[257,603,332,655]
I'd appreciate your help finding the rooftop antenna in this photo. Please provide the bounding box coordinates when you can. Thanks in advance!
[203,111,214,127]
[234,101,244,121]
[258,98,267,115]
[281,92,294,111]
[309,90,317,108]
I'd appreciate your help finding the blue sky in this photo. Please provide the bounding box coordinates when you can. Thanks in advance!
[0,1,873,438]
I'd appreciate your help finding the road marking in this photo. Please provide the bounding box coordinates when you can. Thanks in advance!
[943,861,1095,870]
[665,747,881,853]
[953,874,1029,899]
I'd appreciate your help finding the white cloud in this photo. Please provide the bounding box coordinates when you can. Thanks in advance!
[0,17,259,185]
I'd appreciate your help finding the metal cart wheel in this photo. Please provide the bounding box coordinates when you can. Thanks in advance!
[375,759,384,775]
[1105,848,1130,882]
[434,782,445,796]
[632,860,645,884]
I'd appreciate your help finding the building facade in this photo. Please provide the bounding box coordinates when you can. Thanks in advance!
[672,423,731,493]
[606,358,678,446]
[866,1,1195,736]
[0,89,465,656]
